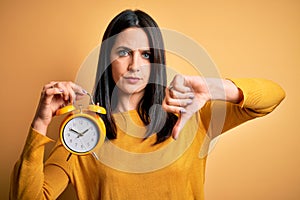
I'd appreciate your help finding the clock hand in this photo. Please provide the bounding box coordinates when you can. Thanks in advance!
[76,133,84,138]
[81,128,90,135]
[69,128,80,135]
[75,128,90,138]
[69,128,84,138]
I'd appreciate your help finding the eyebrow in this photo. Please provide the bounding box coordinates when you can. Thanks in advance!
[115,46,151,52]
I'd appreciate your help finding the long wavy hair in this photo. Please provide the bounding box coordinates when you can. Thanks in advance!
[94,9,177,144]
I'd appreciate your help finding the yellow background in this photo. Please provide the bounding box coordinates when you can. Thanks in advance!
[1,0,299,199]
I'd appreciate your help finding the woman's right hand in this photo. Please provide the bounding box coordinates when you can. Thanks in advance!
[31,81,86,135]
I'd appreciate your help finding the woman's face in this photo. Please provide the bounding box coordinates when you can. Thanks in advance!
[110,27,151,97]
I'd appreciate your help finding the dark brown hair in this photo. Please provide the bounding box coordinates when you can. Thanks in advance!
[94,9,177,144]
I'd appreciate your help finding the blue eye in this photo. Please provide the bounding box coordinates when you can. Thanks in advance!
[118,50,129,57]
[142,52,151,59]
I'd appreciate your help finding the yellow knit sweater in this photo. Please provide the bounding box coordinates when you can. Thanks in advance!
[10,79,285,200]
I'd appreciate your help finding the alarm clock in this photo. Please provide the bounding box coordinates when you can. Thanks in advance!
[56,104,106,156]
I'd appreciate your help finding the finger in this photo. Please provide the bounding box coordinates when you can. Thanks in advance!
[55,82,84,103]
[172,98,208,140]
[169,89,195,99]
[65,82,77,103]
[43,87,64,105]
[72,83,87,101]
[172,113,190,140]
[170,74,191,93]
[171,85,191,93]
[166,97,193,107]
[163,87,179,113]
[68,82,88,103]
[46,81,87,104]
[44,81,58,90]
[42,84,63,97]
[171,116,182,140]
[162,103,187,114]
[71,82,86,95]
[44,87,64,96]
[165,87,193,108]
[55,82,70,102]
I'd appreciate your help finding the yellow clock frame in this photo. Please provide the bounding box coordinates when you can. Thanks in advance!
[58,104,106,156]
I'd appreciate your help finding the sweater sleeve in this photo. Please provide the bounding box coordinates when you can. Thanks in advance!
[10,128,70,200]
[200,78,285,139]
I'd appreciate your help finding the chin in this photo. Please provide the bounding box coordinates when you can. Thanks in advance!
[118,86,146,96]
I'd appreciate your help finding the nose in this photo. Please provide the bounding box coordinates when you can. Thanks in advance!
[128,51,141,72]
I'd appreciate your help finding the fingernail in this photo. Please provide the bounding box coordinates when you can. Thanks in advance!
[179,109,186,114]
[189,94,194,99]
[82,89,87,94]
[172,131,177,140]
[172,133,179,140]
[187,99,193,105]
[59,89,64,93]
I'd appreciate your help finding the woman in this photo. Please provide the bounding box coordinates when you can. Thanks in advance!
[10,10,285,200]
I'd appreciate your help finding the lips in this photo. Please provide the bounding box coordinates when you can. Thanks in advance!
[124,76,141,84]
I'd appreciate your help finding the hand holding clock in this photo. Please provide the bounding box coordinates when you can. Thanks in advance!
[31,81,86,136]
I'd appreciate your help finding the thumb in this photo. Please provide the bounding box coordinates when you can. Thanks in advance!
[172,112,191,140]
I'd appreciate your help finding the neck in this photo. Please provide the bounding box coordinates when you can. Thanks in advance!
[114,90,144,113]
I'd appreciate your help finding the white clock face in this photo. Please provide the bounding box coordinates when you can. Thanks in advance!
[62,116,100,153]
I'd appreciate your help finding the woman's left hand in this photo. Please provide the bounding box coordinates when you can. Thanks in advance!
[163,74,242,139]
[162,75,211,139]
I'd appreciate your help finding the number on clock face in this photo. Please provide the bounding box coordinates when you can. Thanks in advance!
[62,116,100,153]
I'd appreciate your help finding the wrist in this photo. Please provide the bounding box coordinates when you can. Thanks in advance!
[205,78,225,101]
[223,79,243,103]
[31,118,48,135]
[204,78,242,103]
